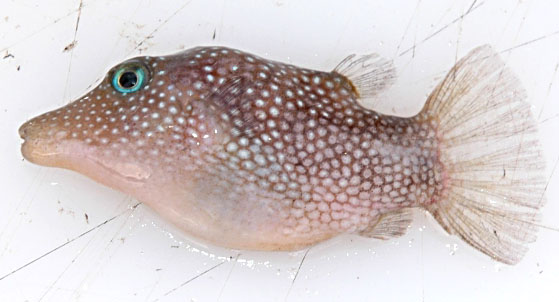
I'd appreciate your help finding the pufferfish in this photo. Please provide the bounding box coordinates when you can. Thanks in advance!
[19,45,546,264]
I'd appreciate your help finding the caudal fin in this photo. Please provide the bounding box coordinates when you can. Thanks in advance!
[419,45,547,264]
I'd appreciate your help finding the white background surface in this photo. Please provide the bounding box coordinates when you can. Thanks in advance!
[1,0,559,301]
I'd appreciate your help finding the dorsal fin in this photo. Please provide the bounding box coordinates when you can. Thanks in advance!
[334,53,396,103]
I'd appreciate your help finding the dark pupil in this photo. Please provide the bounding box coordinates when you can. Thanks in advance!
[119,71,138,88]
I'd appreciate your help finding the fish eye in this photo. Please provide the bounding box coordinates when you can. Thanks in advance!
[111,63,148,93]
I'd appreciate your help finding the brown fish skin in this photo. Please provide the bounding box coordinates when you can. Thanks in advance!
[19,46,442,249]
[19,46,545,264]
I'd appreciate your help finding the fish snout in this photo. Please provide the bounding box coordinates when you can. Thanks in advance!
[19,119,35,140]
[18,113,53,141]
[18,111,71,166]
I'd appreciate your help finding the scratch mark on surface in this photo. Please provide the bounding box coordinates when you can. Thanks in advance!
[0,169,51,259]
[69,200,141,301]
[395,0,422,57]
[538,60,559,120]
[498,0,522,47]
[538,153,559,207]
[330,6,355,55]
[498,1,531,73]
[429,2,457,30]
[132,0,192,53]
[284,248,310,301]
[37,216,102,302]
[499,29,559,54]
[153,261,225,301]
[420,226,425,302]
[62,0,84,102]
[72,0,84,40]
[535,222,559,233]
[539,113,559,125]
[399,1,484,57]
[0,202,140,282]
[453,1,470,79]
[0,6,85,53]
[104,0,144,62]
[55,199,139,301]
[144,279,162,302]
[216,253,240,301]
[466,0,478,13]
[215,0,225,42]
[0,168,40,246]
[105,200,140,248]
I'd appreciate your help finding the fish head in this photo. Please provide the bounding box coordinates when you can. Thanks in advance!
[19,49,233,194]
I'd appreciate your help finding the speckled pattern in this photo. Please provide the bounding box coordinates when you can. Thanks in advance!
[19,46,444,249]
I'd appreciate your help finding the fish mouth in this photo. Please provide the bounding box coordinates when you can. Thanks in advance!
[18,119,35,143]
[19,120,38,163]
[19,118,66,167]
[19,135,63,167]
[19,118,152,188]
[18,122,26,139]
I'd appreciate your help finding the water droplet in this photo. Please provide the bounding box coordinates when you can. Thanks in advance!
[445,243,459,255]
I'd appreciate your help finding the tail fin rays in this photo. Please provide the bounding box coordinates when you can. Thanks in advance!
[420,45,546,264]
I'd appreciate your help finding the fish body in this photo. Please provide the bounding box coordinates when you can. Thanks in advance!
[19,46,545,264]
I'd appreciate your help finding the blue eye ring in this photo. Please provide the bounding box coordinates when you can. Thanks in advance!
[111,63,148,93]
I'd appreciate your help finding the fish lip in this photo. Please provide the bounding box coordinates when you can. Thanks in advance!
[20,139,45,165]
[20,136,75,168]
[20,139,37,164]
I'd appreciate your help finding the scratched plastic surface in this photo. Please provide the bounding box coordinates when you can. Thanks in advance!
[1,1,559,301]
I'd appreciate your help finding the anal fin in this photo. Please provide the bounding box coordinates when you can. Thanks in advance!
[359,209,413,240]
